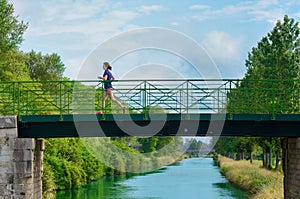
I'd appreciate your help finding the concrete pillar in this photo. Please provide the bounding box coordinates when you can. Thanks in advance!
[33,139,44,198]
[282,138,300,199]
[0,116,43,199]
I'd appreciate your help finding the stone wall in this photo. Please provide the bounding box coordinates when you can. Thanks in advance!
[283,138,300,199]
[0,116,43,199]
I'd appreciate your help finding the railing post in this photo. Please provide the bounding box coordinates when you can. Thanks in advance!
[13,82,16,116]
[271,80,275,120]
[228,80,233,120]
[217,83,220,112]
[180,83,182,113]
[101,81,106,120]
[59,81,63,121]
[185,80,190,120]
[143,81,148,120]
[17,82,21,120]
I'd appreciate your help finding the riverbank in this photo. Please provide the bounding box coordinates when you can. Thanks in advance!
[216,155,283,199]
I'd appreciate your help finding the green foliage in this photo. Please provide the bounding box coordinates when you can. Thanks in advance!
[142,105,166,114]
[245,15,300,80]
[26,51,65,80]
[111,140,139,153]
[228,15,300,115]
[0,50,30,81]
[125,152,141,172]
[156,137,174,151]
[0,0,28,53]
[188,138,202,150]
[138,137,158,153]
[42,138,105,191]
[42,160,56,193]
[244,15,300,114]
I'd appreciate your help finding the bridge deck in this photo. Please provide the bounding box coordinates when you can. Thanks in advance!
[18,114,300,138]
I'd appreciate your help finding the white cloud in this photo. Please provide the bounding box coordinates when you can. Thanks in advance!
[11,0,139,36]
[138,5,165,15]
[108,10,139,22]
[202,31,242,68]
[192,4,251,21]
[256,0,279,8]
[192,0,285,24]
[248,8,284,24]
[218,4,251,15]
[189,5,210,10]
[192,14,210,21]
[59,4,102,21]
[294,12,300,18]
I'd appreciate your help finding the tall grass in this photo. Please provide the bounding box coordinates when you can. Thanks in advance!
[217,155,283,199]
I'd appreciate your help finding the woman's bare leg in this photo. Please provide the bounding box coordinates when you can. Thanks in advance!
[107,89,126,113]
[102,91,108,110]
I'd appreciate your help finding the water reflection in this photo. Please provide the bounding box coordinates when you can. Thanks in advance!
[213,183,249,199]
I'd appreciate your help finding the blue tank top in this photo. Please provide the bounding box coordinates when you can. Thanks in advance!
[103,70,113,89]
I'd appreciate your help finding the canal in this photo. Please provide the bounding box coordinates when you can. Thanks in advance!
[54,158,248,199]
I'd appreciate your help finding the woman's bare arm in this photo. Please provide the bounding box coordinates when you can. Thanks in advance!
[97,75,107,80]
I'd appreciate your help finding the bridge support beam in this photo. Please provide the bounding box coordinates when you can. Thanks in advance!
[283,138,300,198]
[0,116,43,199]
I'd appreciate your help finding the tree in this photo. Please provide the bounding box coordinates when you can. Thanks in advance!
[245,15,300,81]
[186,138,203,157]
[213,137,238,159]
[0,50,30,81]
[229,15,300,114]
[245,15,300,168]
[26,51,65,80]
[0,0,28,53]
[138,137,158,153]
[0,0,29,81]
[225,15,300,168]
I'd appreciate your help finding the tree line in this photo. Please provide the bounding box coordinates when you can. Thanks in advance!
[213,15,300,169]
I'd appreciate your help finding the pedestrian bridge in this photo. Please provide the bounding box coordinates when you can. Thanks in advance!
[1,79,300,199]
[0,79,299,138]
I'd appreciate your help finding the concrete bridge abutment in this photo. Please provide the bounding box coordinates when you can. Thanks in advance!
[0,116,43,199]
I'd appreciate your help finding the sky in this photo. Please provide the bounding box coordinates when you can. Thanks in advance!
[9,0,300,80]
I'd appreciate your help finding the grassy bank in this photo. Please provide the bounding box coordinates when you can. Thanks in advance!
[216,155,283,199]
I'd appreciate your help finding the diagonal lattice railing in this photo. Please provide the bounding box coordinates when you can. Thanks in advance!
[0,79,299,119]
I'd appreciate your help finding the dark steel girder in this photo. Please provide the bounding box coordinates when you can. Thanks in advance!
[17,114,300,138]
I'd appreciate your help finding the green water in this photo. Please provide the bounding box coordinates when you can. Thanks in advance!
[55,158,248,199]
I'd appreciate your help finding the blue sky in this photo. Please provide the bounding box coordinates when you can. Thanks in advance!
[10,0,300,80]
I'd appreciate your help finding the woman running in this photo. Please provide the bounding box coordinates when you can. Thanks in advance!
[97,62,126,114]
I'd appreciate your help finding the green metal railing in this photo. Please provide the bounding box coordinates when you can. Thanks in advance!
[0,79,299,118]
